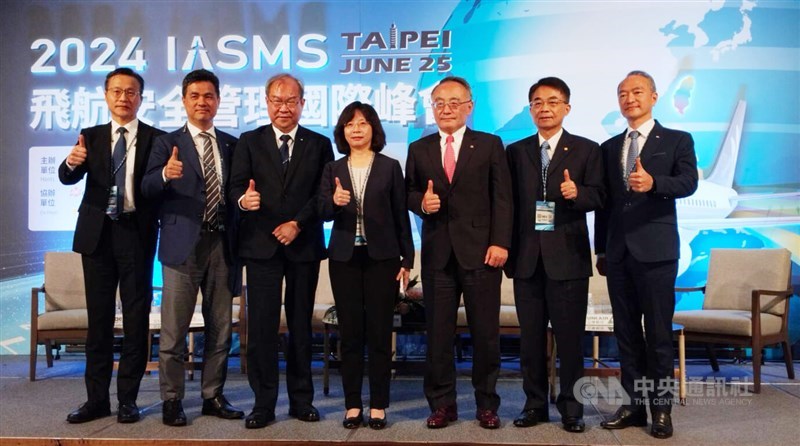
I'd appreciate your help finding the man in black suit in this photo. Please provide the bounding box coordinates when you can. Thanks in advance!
[142,69,244,426]
[506,77,605,433]
[229,73,334,429]
[59,68,165,424]
[595,71,698,439]
[406,76,512,430]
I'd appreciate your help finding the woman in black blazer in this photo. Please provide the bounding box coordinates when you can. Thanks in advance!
[319,102,414,430]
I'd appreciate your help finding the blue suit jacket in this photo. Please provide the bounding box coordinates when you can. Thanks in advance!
[142,125,241,293]
[594,120,698,263]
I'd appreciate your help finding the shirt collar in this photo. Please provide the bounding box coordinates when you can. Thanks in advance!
[538,128,564,149]
[276,125,299,142]
[186,121,216,139]
[439,125,467,143]
[627,118,655,139]
[111,118,139,135]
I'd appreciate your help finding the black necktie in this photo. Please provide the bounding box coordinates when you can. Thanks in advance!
[279,134,291,173]
[111,127,127,218]
[200,132,220,227]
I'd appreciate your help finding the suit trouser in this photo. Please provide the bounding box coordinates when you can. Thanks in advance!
[606,250,677,414]
[329,247,399,410]
[422,251,502,412]
[244,249,320,413]
[81,213,153,405]
[159,230,233,401]
[513,254,588,419]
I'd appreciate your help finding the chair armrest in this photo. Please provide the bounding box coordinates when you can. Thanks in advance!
[750,288,793,336]
[31,286,44,333]
[675,285,705,293]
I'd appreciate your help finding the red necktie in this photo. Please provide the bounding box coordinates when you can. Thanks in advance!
[444,134,455,182]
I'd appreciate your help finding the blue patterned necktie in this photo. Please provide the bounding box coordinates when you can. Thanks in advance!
[540,141,550,198]
[625,130,640,187]
[111,127,127,218]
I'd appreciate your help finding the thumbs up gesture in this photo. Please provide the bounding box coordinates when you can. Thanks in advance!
[67,134,88,167]
[628,157,653,192]
[164,146,183,180]
[560,169,578,200]
[422,180,441,214]
[333,177,351,207]
[242,179,261,211]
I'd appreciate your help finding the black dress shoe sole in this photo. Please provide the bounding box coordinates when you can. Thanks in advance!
[368,418,387,430]
[652,429,673,439]
[202,408,245,419]
[66,411,111,424]
[563,422,585,433]
[163,417,188,427]
[117,414,140,423]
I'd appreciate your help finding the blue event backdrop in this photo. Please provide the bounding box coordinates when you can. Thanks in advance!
[0,0,797,355]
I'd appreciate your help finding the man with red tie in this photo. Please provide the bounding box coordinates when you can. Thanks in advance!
[405,76,512,429]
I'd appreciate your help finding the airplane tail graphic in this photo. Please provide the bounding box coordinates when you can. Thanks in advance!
[705,100,746,188]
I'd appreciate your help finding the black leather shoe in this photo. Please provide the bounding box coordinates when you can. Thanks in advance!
[343,410,363,429]
[117,401,140,423]
[651,412,673,439]
[513,409,550,427]
[202,395,244,419]
[245,410,275,429]
[66,401,111,424]
[562,416,585,433]
[162,399,187,427]
[368,409,387,430]
[601,407,648,429]
[289,405,320,422]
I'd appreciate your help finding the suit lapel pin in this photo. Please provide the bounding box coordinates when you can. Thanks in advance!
[656,135,660,139]
[564,147,569,151]
[470,144,474,149]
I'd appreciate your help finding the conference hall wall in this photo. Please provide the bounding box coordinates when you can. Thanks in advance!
[1,1,798,355]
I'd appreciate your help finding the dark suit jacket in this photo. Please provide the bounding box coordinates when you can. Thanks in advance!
[505,130,605,281]
[405,128,512,271]
[58,121,165,256]
[229,124,334,262]
[594,120,698,263]
[319,153,414,269]
[141,125,241,294]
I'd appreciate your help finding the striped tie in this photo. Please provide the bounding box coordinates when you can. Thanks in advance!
[625,130,640,188]
[200,132,220,227]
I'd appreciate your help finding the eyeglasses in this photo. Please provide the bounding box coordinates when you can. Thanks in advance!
[530,99,568,110]
[107,88,140,99]
[431,99,472,111]
[268,97,300,108]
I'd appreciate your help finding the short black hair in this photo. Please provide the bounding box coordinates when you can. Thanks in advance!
[528,77,571,103]
[182,69,220,97]
[105,68,144,94]
[333,101,386,155]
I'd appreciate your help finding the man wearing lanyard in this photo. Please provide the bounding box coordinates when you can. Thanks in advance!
[505,77,605,433]
[59,68,165,424]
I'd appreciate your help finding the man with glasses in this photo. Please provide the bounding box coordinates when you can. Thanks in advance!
[59,67,165,424]
[230,73,334,429]
[142,69,244,426]
[405,76,512,429]
[505,77,605,433]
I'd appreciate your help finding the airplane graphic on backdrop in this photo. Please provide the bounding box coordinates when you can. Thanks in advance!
[672,100,800,275]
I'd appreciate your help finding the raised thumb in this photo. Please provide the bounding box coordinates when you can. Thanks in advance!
[426,179,434,194]
[247,179,256,192]
[170,146,179,160]
[564,169,571,182]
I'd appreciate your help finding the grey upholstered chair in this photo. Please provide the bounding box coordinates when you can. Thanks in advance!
[672,248,795,393]
[30,251,89,381]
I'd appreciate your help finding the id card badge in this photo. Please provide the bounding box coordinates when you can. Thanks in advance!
[535,200,555,231]
[106,185,119,216]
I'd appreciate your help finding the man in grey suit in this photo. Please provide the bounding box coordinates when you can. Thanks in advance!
[142,69,243,426]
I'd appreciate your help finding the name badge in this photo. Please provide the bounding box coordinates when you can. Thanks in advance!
[535,200,555,231]
[106,185,119,216]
